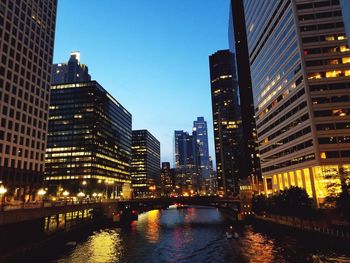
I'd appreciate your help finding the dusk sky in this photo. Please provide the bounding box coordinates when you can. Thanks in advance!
[53,0,231,165]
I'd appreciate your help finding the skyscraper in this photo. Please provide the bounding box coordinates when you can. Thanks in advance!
[228,0,261,185]
[340,0,350,47]
[244,0,350,205]
[45,81,132,198]
[160,162,174,196]
[209,50,241,196]
[51,52,91,85]
[193,117,210,180]
[174,130,199,193]
[131,129,160,197]
[0,0,57,200]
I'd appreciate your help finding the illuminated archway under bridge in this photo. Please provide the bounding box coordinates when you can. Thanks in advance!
[114,196,242,222]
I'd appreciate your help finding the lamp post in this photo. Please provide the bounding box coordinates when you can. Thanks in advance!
[77,192,85,198]
[77,191,85,203]
[38,188,46,207]
[0,184,8,211]
[149,185,156,198]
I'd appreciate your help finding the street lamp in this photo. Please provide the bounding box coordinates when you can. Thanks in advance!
[149,186,156,198]
[0,185,7,195]
[38,189,46,196]
[0,184,8,211]
[77,192,85,198]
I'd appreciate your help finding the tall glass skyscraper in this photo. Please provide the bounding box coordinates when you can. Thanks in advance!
[45,81,132,198]
[0,0,57,201]
[193,117,210,181]
[228,0,261,187]
[174,130,199,193]
[244,0,350,205]
[131,129,160,197]
[209,50,241,196]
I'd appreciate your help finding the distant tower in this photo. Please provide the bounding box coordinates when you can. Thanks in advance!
[209,50,242,196]
[174,130,199,193]
[193,117,210,192]
[160,162,174,196]
[131,130,160,197]
[51,52,91,84]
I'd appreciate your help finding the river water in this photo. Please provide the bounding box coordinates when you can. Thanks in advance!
[21,207,350,263]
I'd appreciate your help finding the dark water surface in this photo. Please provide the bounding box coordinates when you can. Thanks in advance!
[17,207,350,263]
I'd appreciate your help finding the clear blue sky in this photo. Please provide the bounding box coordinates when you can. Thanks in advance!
[53,0,230,166]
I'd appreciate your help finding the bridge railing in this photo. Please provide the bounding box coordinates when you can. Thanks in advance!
[0,199,103,212]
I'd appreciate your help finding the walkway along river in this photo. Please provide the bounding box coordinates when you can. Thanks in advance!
[8,206,350,263]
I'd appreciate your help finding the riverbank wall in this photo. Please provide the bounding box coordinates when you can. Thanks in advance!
[255,213,350,241]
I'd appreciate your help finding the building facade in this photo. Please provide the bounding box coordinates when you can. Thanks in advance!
[174,130,200,194]
[340,0,350,48]
[131,129,160,197]
[0,0,57,200]
[244,0,350,205]
[229,0,261,188]
[209,50,242,196]
[51,52,91,85]
[45,81,132,198]
[193,117,210,187]
[160,162,174,196]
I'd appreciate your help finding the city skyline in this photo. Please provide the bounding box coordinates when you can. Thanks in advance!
[1,1,350,261]
[53,0,230,165]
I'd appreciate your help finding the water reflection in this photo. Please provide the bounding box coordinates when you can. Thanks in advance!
[57,229,123,263]
[49,207,350,263]
[139,209,160,243]
[240,227,281,263]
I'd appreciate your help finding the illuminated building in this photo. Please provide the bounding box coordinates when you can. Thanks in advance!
[244,0,350,205]
[0,0,57,200]
[228,0,261,189]
[131,129,160,197]
[340,0,350,47]
[160,162,174,196]
[209,50,241,196]
[174,130,200,194]
[193,117,210,192]
[51,52,91,85]
[45,81,132,197]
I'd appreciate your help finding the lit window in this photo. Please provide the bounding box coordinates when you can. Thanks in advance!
[338,35,346,40]
[326,70,341,78]
[342,57,350,64]
[340,46,350,52]
[325,35,335,41]
[328,59,339,65]
[332,109,346,116]
[308,73,322,79]
[345,70,350,77]
[320,152,326,159]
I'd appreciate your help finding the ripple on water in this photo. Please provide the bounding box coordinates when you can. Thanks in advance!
[48,208,350,263]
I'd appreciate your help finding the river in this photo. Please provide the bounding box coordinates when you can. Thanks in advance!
[14,206,350,263]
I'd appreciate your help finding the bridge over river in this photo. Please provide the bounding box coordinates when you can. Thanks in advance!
[0,196,243,226]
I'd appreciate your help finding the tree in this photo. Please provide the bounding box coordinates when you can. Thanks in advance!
[336,167,350,218]
[283,186,315,218]
[252,194,268,215]
[336,190,350,218]
[252,187,316,218]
